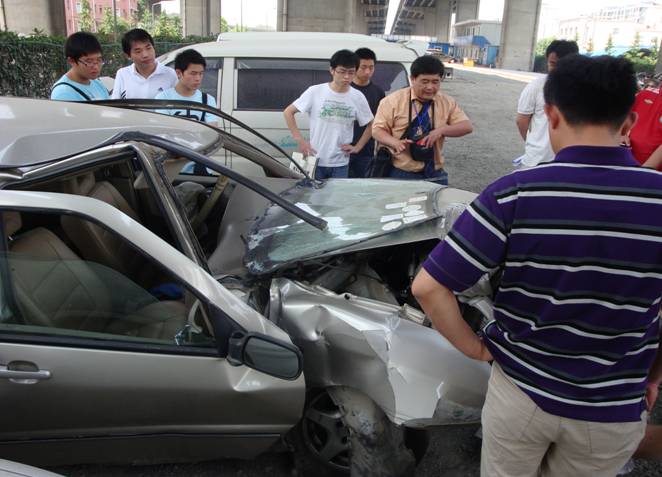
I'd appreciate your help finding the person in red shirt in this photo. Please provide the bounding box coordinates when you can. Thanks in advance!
[628,87,662,170]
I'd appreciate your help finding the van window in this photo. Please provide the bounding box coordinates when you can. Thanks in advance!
[235,58,408,111]
[166,57,222,98]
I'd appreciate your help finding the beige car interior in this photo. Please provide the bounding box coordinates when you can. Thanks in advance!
[3,211,187,340]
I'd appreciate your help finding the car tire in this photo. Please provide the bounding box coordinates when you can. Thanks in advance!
[289,387,421,477]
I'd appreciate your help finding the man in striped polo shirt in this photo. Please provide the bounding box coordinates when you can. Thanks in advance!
[413,54,662,476]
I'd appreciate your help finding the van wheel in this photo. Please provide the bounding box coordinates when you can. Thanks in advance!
[289,387,421,477]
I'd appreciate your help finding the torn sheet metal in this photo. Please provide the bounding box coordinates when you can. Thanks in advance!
[270,279,491,428]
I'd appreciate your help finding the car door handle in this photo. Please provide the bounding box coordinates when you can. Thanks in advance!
[0,364,51,384]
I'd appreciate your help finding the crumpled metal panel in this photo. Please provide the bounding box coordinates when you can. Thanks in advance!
[271,279,491,427]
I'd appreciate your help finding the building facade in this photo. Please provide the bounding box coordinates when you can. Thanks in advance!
[453,19,501,66]
[557,0,662,54]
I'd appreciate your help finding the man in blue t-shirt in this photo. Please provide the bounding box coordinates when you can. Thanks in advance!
[51,32,109,101]
[155,49,218,123]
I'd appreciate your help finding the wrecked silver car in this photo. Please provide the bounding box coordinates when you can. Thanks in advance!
[0,97,490,476]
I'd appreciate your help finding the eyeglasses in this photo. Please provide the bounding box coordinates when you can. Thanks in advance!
[78,58,105,67]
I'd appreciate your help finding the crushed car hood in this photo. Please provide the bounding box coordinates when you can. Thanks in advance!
[245,179,475,275]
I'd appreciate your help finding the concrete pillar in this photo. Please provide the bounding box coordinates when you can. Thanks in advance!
[277,0,360,32]
[498,0,542,71]
[456,0,479,23]
[181,0,220,37]
[1,0,66,35]
[423,0,451,42]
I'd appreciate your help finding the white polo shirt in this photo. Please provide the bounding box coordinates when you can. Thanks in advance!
[516,75,555,167]
[111,61,178,99]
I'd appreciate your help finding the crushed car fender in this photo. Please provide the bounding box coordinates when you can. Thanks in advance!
[270,278,491,428]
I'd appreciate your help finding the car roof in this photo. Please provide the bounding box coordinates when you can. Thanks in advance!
[159,32,419,63]
[0,97,220,169]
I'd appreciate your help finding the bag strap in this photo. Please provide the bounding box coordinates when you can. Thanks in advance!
[200,92,208,122]
[51,82,92,101]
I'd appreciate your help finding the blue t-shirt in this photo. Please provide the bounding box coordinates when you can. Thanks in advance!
[155,88,218,122]
[50,74,110,101]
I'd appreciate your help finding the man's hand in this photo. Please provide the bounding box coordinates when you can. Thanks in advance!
[392,138,413,154]
[296,138,316,157]
[646,380,660,412]
[420,127,445,148]
[341,143,360,155]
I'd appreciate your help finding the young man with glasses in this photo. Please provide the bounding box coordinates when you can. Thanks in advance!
[284,49,374,180]
[50,32,109,101]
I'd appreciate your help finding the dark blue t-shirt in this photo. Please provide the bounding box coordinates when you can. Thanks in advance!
[351,81,385,157]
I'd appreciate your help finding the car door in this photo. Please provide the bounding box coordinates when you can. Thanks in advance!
[0,191,305,467]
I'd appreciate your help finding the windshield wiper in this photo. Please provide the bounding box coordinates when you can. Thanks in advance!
[89,98,312,180]
[98,131,327,231]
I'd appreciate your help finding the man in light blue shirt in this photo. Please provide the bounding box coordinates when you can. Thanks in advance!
[51,32,109,101]
[155,49,218,123]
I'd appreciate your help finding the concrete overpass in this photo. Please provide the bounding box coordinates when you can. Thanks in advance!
[181,0,542,71]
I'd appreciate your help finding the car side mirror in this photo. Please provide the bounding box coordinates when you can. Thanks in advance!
[227,331,303,380]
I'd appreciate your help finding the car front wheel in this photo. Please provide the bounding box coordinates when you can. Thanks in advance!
[289,386,424,477]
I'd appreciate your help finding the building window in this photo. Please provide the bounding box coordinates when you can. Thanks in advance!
[76,1,82,13]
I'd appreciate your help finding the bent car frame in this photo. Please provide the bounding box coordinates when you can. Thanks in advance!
[0,97,490,476]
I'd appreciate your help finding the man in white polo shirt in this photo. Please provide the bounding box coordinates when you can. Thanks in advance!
[111,29,177,99]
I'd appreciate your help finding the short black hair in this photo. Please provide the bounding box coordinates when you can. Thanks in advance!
[544,54,637,130]
[355,47,377,62]
[330,49,360,69]
[121,28,154,55]
[65,32,102,61]
[174,49,206,72]
[410,55,445,78]
[546,40,579,59]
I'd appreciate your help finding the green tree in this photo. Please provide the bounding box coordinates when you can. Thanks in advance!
[586,38,594,54]
[220,16,229,33]
[605,34,614,55]
[652,37,659,59]
[536,37,555,56]
[78,0,94,31]
[132,0,151,29]
[631,31,641,50]
[98,7,130,36]
[153,14,183,39]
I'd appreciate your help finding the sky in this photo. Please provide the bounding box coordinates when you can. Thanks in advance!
[218,0,632,34]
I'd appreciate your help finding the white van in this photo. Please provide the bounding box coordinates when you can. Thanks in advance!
[157,32,419,167]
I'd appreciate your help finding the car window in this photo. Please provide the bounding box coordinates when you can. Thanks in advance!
[235,58,408,111]
[166,57,223,98]
[0,210,214,349]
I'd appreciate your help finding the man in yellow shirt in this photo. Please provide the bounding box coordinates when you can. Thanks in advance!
[372,56,473,184]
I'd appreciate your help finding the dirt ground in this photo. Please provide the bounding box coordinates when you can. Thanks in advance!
[53,68,662,477]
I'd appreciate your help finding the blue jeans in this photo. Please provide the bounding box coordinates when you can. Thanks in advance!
[315,165,349,180]
[349,154,371,178]
[389,163,448,185]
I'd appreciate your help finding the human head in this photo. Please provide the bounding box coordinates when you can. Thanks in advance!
[545,40,579,72]
[329,49,360,89]
[122,28,156,69]
[543,54,638,151]
[355,47,377,84]
[64,32,104,80]
[174,49,206,92]
[410,56,445,101]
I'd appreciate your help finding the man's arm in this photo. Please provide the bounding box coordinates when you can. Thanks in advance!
[421,120,473,148]
[516,113,532,141]
[283,104,316,156]
[342,120,373,154]
[643,144,662,170]
[412,269,492,361]
[372,126,412,153]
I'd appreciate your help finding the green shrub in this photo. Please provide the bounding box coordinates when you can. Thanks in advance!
[0,30,215,98]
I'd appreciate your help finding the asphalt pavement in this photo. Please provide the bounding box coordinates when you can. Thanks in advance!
[53,68,662,477]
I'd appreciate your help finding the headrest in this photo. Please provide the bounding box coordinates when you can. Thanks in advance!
[2,212,21,236]
[62,172,96,196]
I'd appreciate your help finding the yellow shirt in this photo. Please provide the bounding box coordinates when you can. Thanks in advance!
[372,88,469,172]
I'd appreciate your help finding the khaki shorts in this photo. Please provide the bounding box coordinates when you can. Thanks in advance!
[481,363,646,477]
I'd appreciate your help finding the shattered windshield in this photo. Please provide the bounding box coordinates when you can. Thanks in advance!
[245,180,443,275]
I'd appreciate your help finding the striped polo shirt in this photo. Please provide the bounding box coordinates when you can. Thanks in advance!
[423,145,662,423]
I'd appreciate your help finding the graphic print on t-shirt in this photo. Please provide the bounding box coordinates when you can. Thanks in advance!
[319,100,355,123]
